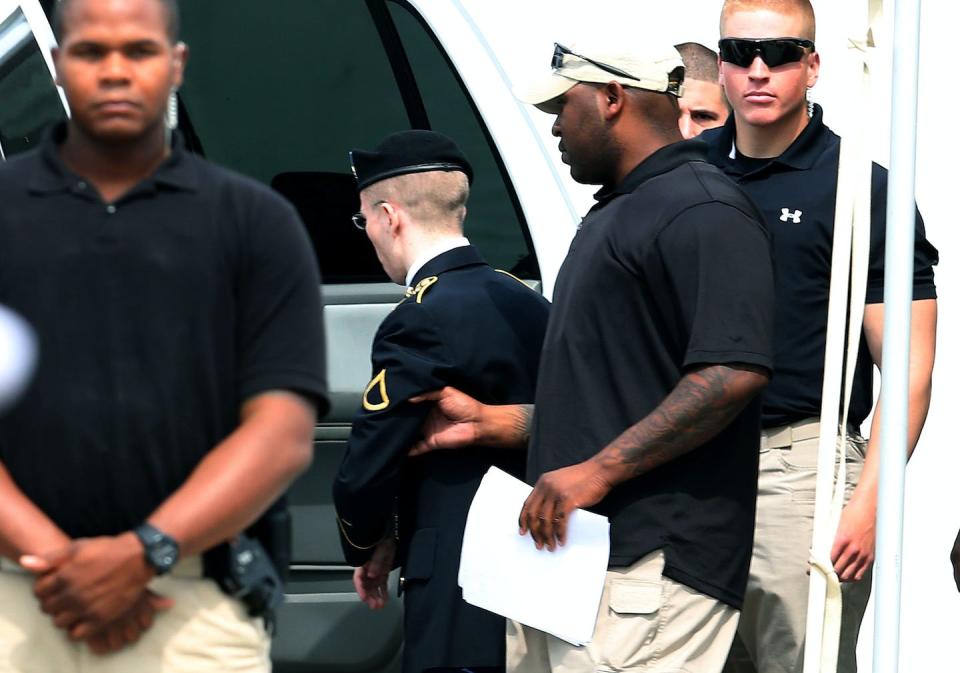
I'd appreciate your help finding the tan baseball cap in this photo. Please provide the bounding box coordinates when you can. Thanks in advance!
[515,41,685,109]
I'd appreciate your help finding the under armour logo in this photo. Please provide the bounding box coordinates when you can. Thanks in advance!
[780,208,802,223]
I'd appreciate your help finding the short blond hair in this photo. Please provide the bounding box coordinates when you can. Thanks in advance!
[720,0,816,42]
[367,171,470,231]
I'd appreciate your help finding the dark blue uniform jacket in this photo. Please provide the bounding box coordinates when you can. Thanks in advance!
[333,245,549,673]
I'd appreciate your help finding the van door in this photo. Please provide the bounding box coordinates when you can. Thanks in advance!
[21,0,543,669]
[0,0,65,160]
[171,1,541,671]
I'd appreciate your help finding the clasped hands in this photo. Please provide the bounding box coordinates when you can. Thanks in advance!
[20,532,172,654]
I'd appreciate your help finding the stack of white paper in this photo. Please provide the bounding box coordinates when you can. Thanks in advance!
[458,467,610,646]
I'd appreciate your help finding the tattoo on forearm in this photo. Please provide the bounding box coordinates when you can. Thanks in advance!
[597,366,763,479]
[512,404,534,446]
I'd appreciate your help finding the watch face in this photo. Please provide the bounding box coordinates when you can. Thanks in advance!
[152,541,179,571]
[136,524,180,574]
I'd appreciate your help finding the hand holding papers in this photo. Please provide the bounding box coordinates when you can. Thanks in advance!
[458,467,610,645]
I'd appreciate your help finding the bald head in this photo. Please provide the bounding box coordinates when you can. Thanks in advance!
[720,0,816,41]
[365,170,470,232]
[54,0,180,42]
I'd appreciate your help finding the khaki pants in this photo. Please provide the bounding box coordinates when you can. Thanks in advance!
[723,419,872,673]
[507,549,739,673]
[0,557,270,673]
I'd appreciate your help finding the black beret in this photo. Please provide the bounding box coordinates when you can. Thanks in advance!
[349,130,473,191]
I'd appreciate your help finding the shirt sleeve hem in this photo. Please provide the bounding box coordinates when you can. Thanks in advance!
[240,372,330,416]
[683,350,772,373]
[865,285,937,304]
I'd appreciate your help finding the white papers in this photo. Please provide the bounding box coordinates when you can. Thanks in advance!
[458,467,610,646]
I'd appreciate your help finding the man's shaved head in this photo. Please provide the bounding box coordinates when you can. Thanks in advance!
[720,0,816,41]
[676,42,720,83]
[53,0,180,42]
[674,43,729,138]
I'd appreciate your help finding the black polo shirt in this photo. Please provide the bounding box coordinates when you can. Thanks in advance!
[0,124,328,538]
[528,140,775,608]
[702,105,938,428]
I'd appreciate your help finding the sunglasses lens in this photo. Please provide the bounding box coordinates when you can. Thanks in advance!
[761,41,805,67]
[352,213,366,230]
[719,39,754,67]
[720,39,809,68]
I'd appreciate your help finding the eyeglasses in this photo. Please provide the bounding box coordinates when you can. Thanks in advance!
[718,38,815,68]
[551,43,683,96]
[352,200,387,230]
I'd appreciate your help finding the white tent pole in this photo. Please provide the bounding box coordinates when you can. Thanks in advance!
[873,0,922,671]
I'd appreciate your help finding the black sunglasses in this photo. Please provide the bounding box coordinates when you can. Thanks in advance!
[551,44,683,97]
[718,38,815,68]
[552,43,642,83]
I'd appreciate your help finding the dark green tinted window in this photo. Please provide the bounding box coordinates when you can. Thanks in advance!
[0,8,65,157]
[178,0,536,282]
[178,3,408,184]
[386,2,535,277]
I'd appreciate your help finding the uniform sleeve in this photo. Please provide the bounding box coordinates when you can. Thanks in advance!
[236,191,328,413]
[332,303,454,566]
[865,163,938,304]
[654,203,776,372]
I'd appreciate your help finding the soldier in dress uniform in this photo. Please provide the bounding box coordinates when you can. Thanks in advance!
[332,130,550,673]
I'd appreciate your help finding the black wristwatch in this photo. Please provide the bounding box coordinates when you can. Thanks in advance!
[133,522,180,576]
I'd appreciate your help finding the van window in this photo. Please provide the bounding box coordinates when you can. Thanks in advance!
[176,0,536,282]
[0,7,65,157]
[387,1,537,278]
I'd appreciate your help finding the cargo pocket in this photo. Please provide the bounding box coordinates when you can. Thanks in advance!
[400,527,436,592]
[596,578,663,671]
